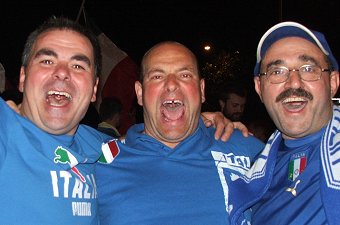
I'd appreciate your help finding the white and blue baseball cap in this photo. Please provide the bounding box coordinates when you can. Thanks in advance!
[254,21,339,75]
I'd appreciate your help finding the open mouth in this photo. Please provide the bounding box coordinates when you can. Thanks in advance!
[162,100,182,108]
[282,97,307,111]
[161,100,184,121]
[47,90,72,106]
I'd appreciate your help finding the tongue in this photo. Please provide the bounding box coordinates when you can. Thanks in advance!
[283,101,305,111]
[162,103,184,121]
[47,95,70,106]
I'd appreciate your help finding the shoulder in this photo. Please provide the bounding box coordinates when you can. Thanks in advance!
[214,130,265,160]
[0,97,16,118]
[78,124,114,143]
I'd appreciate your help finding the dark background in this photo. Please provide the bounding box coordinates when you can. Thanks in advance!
[1,0,339,132]
[1,0,339,86]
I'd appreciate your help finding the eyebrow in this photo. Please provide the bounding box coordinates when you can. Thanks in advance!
[265,54,321,70]
[71,55,91,67]
[35,48,57,58]
[299,54,319,66]
[34,48,92,67]
[265,59,284,70]
[147,68,164,74]
[177,66,196,73]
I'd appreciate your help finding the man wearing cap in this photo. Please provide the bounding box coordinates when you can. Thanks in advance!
[251,21,340,224]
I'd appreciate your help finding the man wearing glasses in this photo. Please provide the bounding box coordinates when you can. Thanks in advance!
[251,21,339,224]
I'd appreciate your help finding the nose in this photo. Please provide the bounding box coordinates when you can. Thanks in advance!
[53,63,70,81]
[165,74,179,92]
[284,70,303,89]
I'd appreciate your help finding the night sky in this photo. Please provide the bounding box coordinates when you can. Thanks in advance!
[1,0,339,86]
[1,0,339,131]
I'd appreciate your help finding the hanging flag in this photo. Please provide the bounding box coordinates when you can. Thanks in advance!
[86,19,139,135]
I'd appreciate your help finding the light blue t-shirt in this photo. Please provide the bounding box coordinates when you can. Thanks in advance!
[97,119,266,225]
[0,97,110,224]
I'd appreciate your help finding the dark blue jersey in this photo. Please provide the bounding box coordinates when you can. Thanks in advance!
[252,106,340,225]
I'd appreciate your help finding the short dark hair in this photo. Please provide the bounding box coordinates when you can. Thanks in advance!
[218,83,247,102]
[99,97,123,121]
[21,16,102,77]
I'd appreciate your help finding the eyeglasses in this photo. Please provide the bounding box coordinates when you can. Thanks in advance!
[259,65,331,84]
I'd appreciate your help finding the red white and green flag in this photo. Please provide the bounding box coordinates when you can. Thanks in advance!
[83,16,139,135]
[92,24,139,135]
[288,152,307,181]
[99,140,120,164]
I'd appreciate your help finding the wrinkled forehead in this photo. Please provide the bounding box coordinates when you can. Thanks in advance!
[144,44,198,71]
[32,29,95,62]
[36,29,92,48]
[148,43,195,62]
[262,37,327,64]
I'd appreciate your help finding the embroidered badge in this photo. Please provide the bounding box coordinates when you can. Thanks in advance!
[288,151,307,181]
[54,146,86,182]
[98,140,120,164]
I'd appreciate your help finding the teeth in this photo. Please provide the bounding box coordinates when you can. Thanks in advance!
[47,90,72,100]
[282,97,306,104]
[162,100,182,106]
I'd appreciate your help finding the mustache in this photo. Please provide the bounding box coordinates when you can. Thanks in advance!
[275,88,313,102]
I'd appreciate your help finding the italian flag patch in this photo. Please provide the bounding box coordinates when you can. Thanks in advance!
[288,151,307,181]
[99,140,120,164]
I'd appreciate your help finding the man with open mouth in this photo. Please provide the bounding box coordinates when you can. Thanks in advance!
[96,41,267,225]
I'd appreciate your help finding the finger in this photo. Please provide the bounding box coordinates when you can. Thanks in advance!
[207,112,225,139]
[211,113,234,141]
[204,119,213,127]
[213,120,224,140]
[232,122,249,137]
[218,119,234,141]
[201,113,213,127]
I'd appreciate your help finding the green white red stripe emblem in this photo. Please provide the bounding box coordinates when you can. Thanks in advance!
[53,146,86,182]
[288,151,307,181]
[99,140,120,163]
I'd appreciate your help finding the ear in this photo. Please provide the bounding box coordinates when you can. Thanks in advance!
[18,66,26,92]
[200,79,205,103]
[254,76,263,102]
[330,71,339,97]
[91,77,99,102]
[135,81,143,106]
